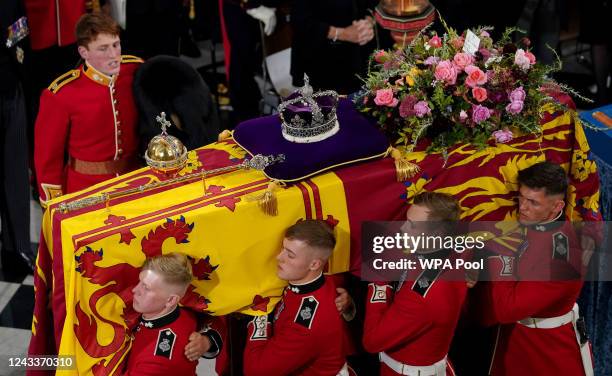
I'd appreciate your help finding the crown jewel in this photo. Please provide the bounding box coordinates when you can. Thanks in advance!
[145,112,188,175]
[278,74,339,143]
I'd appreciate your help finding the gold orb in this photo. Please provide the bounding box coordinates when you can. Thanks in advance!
[145,133,187,174]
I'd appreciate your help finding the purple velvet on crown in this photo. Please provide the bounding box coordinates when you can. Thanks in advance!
[281,91,337,131]
[233,98,389,181]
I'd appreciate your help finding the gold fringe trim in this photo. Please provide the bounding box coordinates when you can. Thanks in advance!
[387,147,420,181]
[218,129,234,142]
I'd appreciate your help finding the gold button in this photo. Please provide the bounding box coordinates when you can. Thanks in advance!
[117,130,122,135]
[113,99,117,104]
[115,110,119,116]
[118,148,123,155]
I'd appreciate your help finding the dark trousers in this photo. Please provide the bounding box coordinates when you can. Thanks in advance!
[0,83,31,263]
[222,1,263,124]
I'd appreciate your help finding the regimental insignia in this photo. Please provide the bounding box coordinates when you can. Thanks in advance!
[552,232,569,261]
[411,268,442,297]
[121,54,144,64]
[294,296,318,329]
[48,70,80,94]
[154,329,176,359]
[499,255,515,276]
[250,315,269,341]
[369,283,390,303]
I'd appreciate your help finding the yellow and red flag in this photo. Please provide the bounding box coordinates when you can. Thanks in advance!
[28,105,601,375]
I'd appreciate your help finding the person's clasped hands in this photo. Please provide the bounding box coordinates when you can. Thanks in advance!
[344,17,375,45]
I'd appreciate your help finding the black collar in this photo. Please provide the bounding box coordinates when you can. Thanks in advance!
[139,306,180,329]
[287,273,325,294]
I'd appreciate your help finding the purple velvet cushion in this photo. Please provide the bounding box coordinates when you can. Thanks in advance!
[233,98,389,182]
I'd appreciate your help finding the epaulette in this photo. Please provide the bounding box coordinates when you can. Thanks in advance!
[48,70,80,94]
[121,55,144,64]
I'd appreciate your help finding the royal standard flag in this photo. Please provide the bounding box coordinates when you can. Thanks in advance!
[28,104,601,375]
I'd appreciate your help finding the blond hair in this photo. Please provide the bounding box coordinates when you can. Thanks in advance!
[285,220,336,258]
[142,253,193,290]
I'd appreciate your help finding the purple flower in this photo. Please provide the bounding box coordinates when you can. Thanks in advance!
[414,101,431,118]
[478,48,491,61]
[424,56,441,66]
[492,128,513,143]
[399,95,417,118]
[490,91,507,103]
[508,86,526,103]
[472,105,492,124]
[506,100,524,115]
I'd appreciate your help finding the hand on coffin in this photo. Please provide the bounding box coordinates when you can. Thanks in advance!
[335,287,356,321]
[184,332,211,361]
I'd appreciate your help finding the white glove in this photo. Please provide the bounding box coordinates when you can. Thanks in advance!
[246,6,277,36]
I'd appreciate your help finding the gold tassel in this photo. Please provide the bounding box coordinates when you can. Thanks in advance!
[388,147,420,181]
[218,129,233,142]
[189,0,196,20]
[258,181,280,216]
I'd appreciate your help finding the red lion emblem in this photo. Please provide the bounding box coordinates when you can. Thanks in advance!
[73,216,217,375]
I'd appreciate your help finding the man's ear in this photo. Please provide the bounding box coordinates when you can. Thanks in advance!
[553,197,565,216]
[167,294,181,307]
[309,258,323,271]
[78,45,89,61]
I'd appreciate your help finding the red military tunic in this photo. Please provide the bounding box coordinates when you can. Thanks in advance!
[23,0,86,49]
[363,249,467,375]
[124,307,198,376]
[34,55,142,205]
[481,219,589,376]
[244,273,348,376]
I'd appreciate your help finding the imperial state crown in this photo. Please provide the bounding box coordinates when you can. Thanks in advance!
[277,75,339,143]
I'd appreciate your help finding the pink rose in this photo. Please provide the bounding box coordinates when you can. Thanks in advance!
[453,52,474,70]
[464,65,487,87]
[514,49,532,71]
[413,101,431,118]
[429,35,442,48]
[399,95,417,118]
[472,104,492,124]
[374,50,387,63]
[450,36,464,49]
[459,110,468,121]
[472,87,488,102]
[506,100,524,115]
[525,51,536,65]
[480,30,490,38]
[434,60,458,85]
[374,88,399,107]
[492,128,513,143]
[508,86,526,102]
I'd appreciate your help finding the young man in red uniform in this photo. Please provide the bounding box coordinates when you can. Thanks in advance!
[243,220,351,376]
[363,192,466,376]
[481,161,593,376]
[34,13,142,207]
[124,253,223,375]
